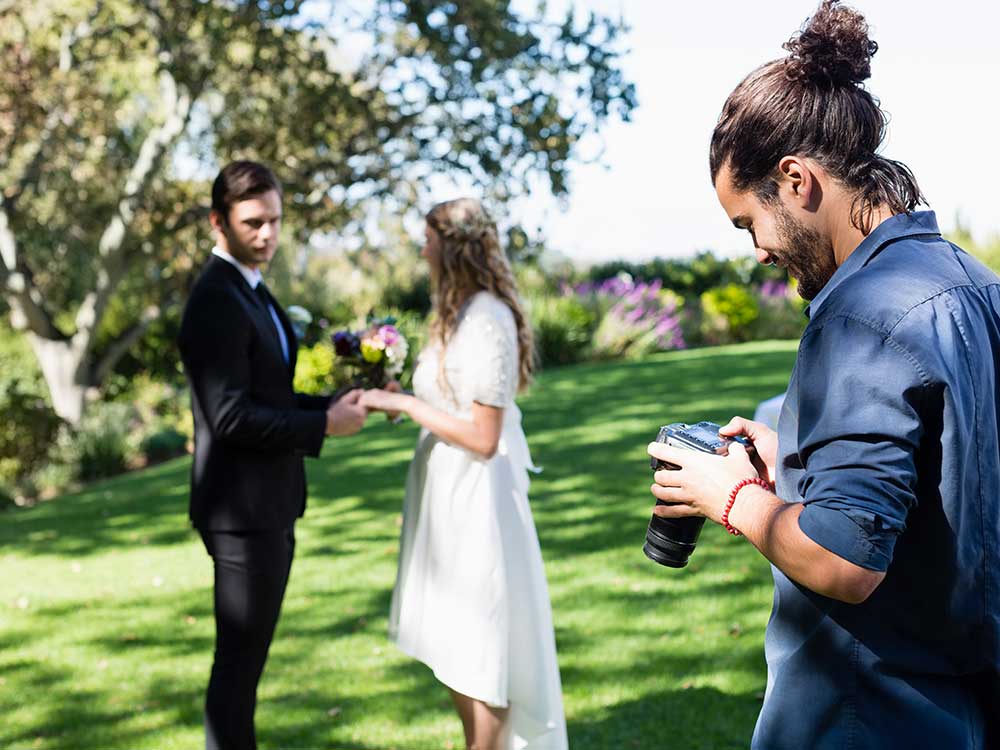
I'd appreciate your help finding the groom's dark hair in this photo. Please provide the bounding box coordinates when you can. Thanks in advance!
[211,161,283,223]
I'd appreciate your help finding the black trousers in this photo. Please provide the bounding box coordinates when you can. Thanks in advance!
[199,527,295,750]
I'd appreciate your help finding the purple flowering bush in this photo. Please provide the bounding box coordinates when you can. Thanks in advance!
[570,273,687,359]
[749,279,807,341]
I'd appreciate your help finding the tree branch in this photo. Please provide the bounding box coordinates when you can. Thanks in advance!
[74,68,194,349]
[0,200,62,339]
[90,303,164,386]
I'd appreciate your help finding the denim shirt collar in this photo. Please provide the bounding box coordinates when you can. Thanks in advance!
[805,210,941,319]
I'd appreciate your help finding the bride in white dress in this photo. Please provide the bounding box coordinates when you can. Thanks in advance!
[360,198,567,750]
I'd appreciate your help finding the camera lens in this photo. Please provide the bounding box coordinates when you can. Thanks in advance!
[646,422,736,568]
[643,507,706,568]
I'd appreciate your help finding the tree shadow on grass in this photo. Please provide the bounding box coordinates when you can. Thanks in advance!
[567,685,762,750]
[0,459,194,559]
[1,343,795,748]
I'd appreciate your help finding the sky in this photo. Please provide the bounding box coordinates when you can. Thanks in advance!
[504,0,1000,263]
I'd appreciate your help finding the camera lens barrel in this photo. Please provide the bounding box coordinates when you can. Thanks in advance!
[643,505,706,568]
[645,421,741,568]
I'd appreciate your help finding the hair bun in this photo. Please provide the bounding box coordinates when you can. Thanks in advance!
[783,0,877,87]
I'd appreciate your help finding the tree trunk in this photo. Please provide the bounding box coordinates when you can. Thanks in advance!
[27,333,89,426]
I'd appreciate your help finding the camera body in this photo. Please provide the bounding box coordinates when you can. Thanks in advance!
[644,421,751,568]
[649,421,746,471]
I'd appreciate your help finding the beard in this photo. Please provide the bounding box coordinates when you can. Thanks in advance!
[774,206,837,301]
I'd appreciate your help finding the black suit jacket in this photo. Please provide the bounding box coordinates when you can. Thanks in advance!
[178,255,330,531]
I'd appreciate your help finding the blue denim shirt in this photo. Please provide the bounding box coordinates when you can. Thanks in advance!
[755,212,1000,749]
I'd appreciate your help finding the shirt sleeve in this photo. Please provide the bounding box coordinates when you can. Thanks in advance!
[794,315,928,572]
[461,309,518,408]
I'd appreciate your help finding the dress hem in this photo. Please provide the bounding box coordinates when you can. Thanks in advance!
[390,634,510,709]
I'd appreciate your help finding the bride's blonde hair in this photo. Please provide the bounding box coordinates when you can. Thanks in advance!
[425,198,535,391]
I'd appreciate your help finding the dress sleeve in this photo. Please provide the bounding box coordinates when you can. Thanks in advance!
[461,307,519,408]
[794,315,929,572]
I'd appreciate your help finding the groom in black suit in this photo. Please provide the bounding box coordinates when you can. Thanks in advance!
[178,161,367,750]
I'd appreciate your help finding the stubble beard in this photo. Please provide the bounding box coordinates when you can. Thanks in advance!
[775,207,837,301]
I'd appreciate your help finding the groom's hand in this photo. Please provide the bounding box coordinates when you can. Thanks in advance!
[326,389,366,436]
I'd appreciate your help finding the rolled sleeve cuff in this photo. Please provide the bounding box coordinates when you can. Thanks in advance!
[798,503,893,572]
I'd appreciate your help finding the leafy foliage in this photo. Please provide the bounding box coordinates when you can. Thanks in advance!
[585,251,784,296]
[699,284,760,344]
[528,293,598,367]
[63,402,136,482]
[0,0,635,420]
[0,378,63,493]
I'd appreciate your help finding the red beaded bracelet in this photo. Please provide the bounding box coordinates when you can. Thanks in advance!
[722,477,771,536]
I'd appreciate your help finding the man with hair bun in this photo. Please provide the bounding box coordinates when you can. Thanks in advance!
[647,2,1000,748]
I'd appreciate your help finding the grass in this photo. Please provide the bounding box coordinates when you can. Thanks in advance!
[0,340,798,750]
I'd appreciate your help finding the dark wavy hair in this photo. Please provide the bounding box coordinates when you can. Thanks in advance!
[709,0,925,233]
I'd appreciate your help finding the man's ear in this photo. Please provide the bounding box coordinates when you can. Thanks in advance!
[209,209,227,234]
[777,155,816,209]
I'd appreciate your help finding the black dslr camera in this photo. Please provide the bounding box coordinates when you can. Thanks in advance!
[644,421,751,568]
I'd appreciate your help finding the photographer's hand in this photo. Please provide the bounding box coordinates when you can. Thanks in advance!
[719,416,778,486]
[647,441,760,526]
[647,439,885,604]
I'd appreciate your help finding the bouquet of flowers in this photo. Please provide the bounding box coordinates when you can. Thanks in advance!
[331,315,409,389]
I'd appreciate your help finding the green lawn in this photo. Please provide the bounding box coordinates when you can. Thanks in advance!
[0,340,798,750]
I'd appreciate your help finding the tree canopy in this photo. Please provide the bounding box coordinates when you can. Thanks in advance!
[0,0,636,422]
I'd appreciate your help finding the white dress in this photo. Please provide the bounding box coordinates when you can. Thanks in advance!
[389,291,568,750]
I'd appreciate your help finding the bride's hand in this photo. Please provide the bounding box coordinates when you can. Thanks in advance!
[360,388,408,417]
[381,380,405,421]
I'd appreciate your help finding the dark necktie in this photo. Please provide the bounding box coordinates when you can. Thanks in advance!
[254,282,271,310]
[254,283,289,363]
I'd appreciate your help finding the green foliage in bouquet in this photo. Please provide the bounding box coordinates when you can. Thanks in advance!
[293,341,344,396]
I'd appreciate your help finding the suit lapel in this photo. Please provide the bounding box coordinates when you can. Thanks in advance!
[209,257,290,373]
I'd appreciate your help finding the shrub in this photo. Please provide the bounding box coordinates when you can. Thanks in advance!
[570,275,686,360]
[699,284,760,344]
[750,280,807,340]
[121,374,192,436]
[528,294,597,367]
[0,379,63,496]
[0,324,47,397]
[140,428,189,464]
[68,402,136,481]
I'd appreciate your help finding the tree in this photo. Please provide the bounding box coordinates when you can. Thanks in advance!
[0,0,635,423]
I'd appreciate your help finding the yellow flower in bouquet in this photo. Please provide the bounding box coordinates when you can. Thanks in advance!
[331,316,409,388]
[360,336,386,363]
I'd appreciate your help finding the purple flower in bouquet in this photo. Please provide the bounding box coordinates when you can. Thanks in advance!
[331,317,409,388]
[332,331,360,357]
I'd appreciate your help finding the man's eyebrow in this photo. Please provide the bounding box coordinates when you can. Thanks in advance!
[731,215,750,229]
